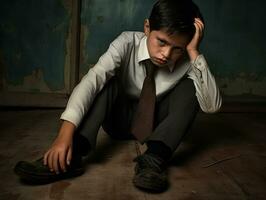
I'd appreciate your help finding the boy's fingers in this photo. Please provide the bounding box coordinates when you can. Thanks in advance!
[48,151,54,171]
[195,18,204,32]
[195,18,204,26]
[195,20,203,31]
[66,147,72,165]
[194,22,200,35]
[43,151,49,165]
[52,152,59,174]
[194,21,203,37]
[59,151,67,172]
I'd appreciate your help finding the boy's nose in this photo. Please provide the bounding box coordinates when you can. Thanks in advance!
[162,48,171,59]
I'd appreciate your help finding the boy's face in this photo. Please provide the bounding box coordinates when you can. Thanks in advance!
[144,20,191,68]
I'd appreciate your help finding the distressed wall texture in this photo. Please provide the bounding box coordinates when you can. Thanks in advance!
[196,0,266,99]
[1,0,265,101]
[79,0,153,75]
[0,0,72,93]
[80,0,266,100]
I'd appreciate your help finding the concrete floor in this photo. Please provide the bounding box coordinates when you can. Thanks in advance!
[0,108,266,200]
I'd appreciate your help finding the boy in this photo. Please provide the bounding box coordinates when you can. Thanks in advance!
[14,0,221,193]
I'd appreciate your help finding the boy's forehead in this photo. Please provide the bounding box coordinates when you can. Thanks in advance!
[153,29,190,45]
[157,28,186,37]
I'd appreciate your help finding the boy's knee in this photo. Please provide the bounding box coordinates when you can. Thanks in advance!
[172,78,196,98]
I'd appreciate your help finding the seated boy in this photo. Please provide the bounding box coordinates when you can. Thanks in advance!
[14,0,222,193]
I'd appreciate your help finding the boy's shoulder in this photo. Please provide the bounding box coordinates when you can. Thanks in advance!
[110,31,145,53]
[113,31,145,45]
[119,31,145,39]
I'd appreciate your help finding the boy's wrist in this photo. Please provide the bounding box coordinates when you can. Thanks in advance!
[187,49,199,62]
[58,120,76,138]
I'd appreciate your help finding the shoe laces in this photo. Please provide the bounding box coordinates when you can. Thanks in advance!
[133,153,165,173]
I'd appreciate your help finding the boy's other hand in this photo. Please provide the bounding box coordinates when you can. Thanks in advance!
[186,18,204,61]
[43,134,73,174]
[43,121,75,174]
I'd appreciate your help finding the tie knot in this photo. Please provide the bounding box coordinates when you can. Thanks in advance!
[145,60,156,78]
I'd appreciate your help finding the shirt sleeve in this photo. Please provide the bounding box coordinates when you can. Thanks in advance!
[187,54,222,113]
[60,33,126,127]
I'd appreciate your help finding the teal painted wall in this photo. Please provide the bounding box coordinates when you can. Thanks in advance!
[1,0,265,98]
[194,0,266,97]
[80,0,154,74]
[195,0,266,77]
[80,0,266,98]
[0,0,71,92]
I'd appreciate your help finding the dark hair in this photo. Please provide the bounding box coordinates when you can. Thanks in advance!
[149,0,203,39]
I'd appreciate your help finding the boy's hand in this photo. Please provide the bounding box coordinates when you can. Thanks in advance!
[43,134,72,174]
[43,121,75,174]
[186,18,204,61]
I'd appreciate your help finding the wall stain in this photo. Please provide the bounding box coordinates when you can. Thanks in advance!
[97,16,104,23]
[60,0,72,15]
[0,50,5,90]
[49,181,71,200]
[79,24,89,77]
[6,68,51,93]
[0,0,70,92]
[217,73,266,96]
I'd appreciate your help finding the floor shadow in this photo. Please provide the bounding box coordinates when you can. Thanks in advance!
[170,113,250,166]
[85,132,135,164]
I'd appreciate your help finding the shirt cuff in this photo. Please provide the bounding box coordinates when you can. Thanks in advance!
[60,108,81,128]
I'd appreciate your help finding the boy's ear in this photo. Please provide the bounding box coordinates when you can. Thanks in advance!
[144,19,150,36]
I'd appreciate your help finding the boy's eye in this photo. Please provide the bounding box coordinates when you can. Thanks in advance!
[158,39,166,46]
[173,47,185,54]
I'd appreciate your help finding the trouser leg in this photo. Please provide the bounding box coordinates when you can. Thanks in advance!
[73,78,135,154]
[148,78,199,152]
[73,78,120,153]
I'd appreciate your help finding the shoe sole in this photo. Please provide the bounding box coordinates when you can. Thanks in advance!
[133,174,168,193]
[14,164,84,184]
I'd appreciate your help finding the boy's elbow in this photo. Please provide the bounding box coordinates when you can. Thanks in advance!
[204,107,220,114]
[203,99,222,114]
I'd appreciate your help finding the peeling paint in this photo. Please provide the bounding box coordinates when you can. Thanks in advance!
[80,0,152,73]
[79,24,89,77]
[63,8,74,94]
[0,0,71,92]
[6,68,51,93]
[0,51,5,90]
[59,0,72,93]
[60,0,72,15]
[217,75,266,97]
[1,0,266,102]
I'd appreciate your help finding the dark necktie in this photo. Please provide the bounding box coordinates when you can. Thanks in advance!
[131,59,156,143]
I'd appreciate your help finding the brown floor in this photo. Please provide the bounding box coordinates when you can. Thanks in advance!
[0,108,265,200]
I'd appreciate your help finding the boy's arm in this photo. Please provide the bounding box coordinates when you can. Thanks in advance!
[43,120,75,173]
[186,18,222,113]
[187,55,222,113]
[60,33,127,127]
[43,32,129,173]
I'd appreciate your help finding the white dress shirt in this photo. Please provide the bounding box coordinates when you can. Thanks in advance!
[61,31,222,127]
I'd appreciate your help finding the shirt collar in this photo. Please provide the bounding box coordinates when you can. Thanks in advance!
[137,34,175,72]
[137,36,150,63]
[168,64,175,72]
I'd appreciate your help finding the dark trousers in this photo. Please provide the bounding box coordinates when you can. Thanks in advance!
[74,77,199,153]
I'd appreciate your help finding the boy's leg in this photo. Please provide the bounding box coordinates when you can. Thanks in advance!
[74,78,135,154]
[14,78,132,184]
[133,77,199,192]
[148,77,199,153]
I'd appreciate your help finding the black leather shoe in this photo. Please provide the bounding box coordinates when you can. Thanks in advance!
[14,157,84,184]
[132,153,169,193]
